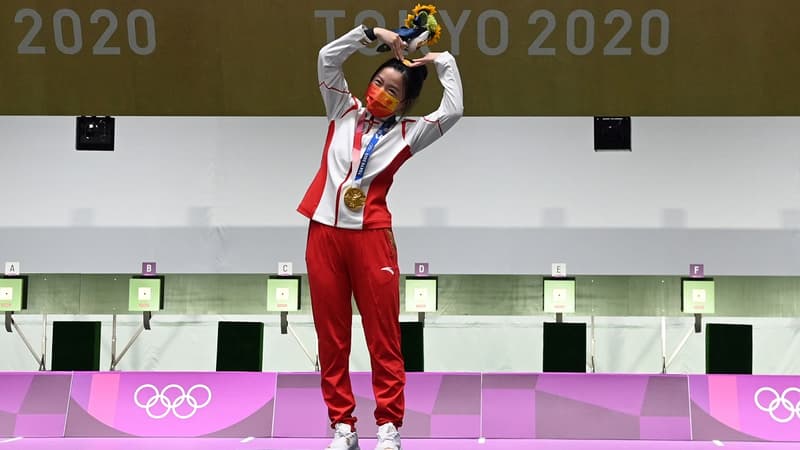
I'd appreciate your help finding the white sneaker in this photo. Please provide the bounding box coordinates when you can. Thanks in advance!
[326,423,360,450]
[374,423,401,450]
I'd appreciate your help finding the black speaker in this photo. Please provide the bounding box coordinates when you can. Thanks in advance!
[400,322,424,372]
[216,322,264,372]
[594,116,631,151]
[76,116,115,151]
[543,322,586,373]
[51,321,101,371]
[706,323,752,374]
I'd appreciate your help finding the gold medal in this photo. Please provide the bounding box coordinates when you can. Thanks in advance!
[343,187,366,211]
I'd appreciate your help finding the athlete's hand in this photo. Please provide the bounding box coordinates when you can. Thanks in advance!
[405,52,442,67]
[374,27,406,60]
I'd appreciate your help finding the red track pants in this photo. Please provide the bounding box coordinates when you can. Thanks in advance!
[305,220,405,430]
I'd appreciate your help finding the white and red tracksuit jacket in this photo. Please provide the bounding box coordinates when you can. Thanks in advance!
[298,26,464,229]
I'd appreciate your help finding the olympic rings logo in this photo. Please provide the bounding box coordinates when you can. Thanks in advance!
[753,387,800,424]
[133,384,212,420]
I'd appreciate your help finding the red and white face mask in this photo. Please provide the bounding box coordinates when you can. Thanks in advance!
[365,84,400,117]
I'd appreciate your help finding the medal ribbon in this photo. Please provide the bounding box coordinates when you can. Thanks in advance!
[350,113,396,188]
